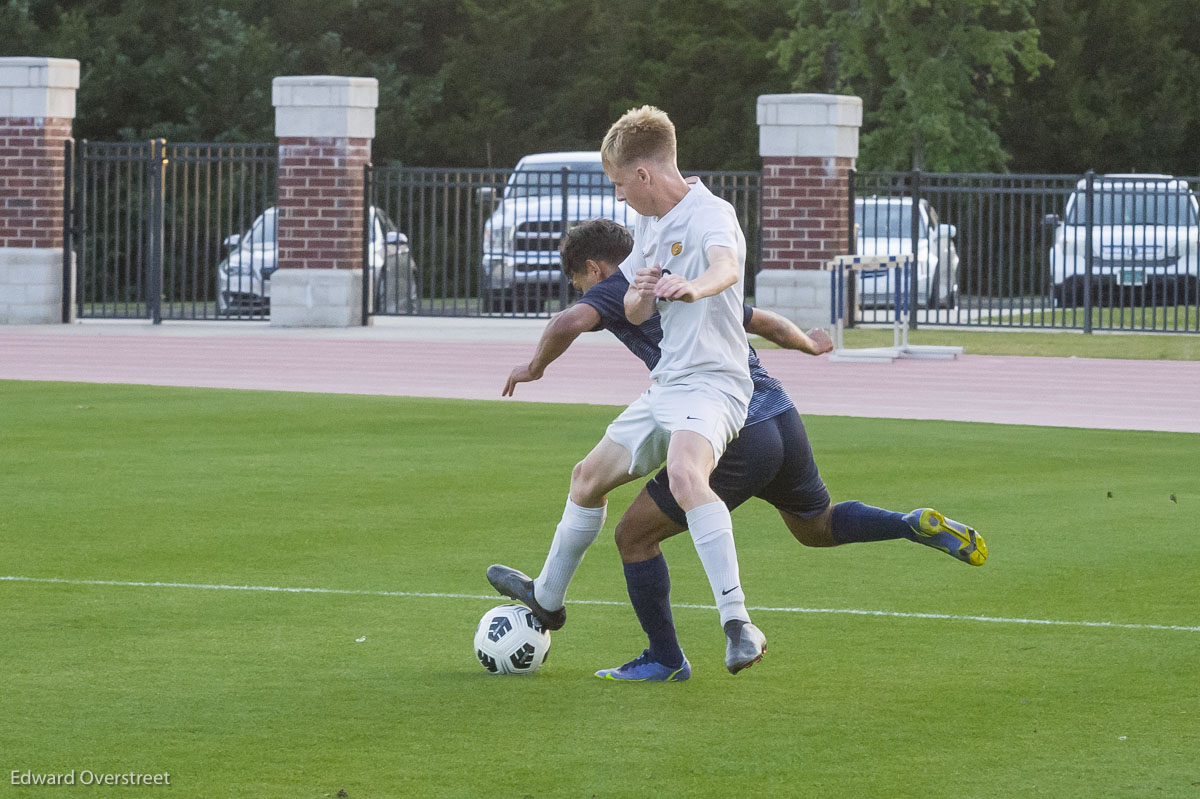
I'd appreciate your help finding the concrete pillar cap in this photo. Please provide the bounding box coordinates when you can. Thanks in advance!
[0,57,80,119]
[272,75,378,139]
[757,92,862,159]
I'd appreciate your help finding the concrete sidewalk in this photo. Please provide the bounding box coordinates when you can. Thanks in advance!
[2,319,1199,434]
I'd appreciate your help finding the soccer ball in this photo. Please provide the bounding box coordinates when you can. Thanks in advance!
[473,604,551,675]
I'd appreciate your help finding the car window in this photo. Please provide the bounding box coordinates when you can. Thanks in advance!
[1068,190,1199,226]
[505,162,610,199]
[244,208,277,246]
[856,203,927,238]
[377,211,398,235]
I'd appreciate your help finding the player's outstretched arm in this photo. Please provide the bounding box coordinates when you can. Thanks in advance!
[502,302,602,396]
[745,307,833,355]
[654,246,739,303]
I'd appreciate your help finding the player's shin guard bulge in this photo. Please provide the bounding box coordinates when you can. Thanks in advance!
[531,499,608,613]
[685,501,747,625]
[904,508,988,566]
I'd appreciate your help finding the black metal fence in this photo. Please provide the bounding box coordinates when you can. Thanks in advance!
[61,146,1200,335]
[364,165,761,318]
[65,139,277,321]
[852,170,1200,333]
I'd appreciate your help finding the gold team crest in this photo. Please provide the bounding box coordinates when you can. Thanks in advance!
[670,242,683,256]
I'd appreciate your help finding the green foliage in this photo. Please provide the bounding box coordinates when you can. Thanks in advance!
[776,0,1051,172]
[4,0,1200,173]
[997,0,1200,174]
[0,0,790,169]
[422,0,793,169]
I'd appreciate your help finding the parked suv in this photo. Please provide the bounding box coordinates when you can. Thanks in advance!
[855,196,960,309]
[1045,174,1200,307]
[479,152,632,313]
[217,206,418,315]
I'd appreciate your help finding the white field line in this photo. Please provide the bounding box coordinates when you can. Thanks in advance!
[3,574,1198,634]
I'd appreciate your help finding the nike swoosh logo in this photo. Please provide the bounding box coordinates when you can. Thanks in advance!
[721,585,739,596]
[686,416,703,421]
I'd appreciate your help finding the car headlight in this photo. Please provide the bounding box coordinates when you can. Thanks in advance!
[484,256,516,284]
[484,222,516,253]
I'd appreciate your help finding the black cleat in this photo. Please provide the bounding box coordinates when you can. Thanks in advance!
[486,564,566,631]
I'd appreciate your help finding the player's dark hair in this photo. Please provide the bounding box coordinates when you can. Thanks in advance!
[559,218,633,278]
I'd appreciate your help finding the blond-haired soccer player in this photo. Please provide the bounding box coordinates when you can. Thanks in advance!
[495,218,985,682]
[489,106,768,674]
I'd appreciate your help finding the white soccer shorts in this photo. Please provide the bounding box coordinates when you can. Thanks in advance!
[604,382,749,476]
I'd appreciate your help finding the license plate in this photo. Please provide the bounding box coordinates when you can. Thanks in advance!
[1119,268,1146,286]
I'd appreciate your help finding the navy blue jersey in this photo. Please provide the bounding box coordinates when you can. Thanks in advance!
[577,272,794,426]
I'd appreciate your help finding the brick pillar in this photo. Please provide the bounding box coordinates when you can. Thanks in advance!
[755,93,862,327]
[0,57,79,323]
[271,75,377,327]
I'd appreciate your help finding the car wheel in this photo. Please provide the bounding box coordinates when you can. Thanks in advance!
[1053,278,1085,308]
[376,259,420,314]
[486,289,511,314]
[406,255,420,311]
[1171,276,1198,306]
[375,266,394,314]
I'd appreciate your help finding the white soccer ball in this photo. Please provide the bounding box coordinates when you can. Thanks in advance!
[473,604,552,676]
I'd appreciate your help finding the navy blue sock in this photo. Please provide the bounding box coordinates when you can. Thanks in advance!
[830,501,916,544]
[623,554,685,668]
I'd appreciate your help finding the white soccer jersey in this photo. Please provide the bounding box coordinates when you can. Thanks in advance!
[619,179,753,403]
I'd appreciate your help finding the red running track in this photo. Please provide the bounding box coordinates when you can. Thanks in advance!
[1,330,1198,434]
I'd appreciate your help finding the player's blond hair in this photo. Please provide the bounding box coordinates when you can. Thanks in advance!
[601,105,676,170]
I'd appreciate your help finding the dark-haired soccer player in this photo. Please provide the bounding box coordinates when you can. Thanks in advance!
[489,217,987,682]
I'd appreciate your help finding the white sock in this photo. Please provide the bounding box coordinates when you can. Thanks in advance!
[687,501,748,626]
[532,498,607,611]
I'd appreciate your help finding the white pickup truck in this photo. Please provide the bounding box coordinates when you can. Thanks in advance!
[478,151,633,313]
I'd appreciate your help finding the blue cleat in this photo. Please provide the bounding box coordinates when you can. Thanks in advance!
[595,650,691,682]
[904,508,988,566]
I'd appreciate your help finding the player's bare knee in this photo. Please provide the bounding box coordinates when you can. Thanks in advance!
[569,460,605,506]
[614,514,670,563]
[783,506,836,547]
[665,461,706,505]
[613,517,645,560]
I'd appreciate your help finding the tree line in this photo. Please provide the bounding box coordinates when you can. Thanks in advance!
[3,0,1199,175]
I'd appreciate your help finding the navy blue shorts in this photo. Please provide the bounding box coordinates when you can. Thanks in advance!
[646,408,831,528]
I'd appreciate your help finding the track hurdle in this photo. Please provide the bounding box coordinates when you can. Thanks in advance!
[823,254,964,363]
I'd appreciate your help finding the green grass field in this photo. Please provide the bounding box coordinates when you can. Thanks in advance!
[755,326,1200,361]
[2,382,1197,798]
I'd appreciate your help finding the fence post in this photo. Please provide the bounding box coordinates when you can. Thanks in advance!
[1083,169,1094,334]
[560,166,570,311]
[361,162,372,326]
[846,167,857,328]
[61,137,74,322]
[910,168,922,330]
[146,138,166,324]
[0,57,79,324]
